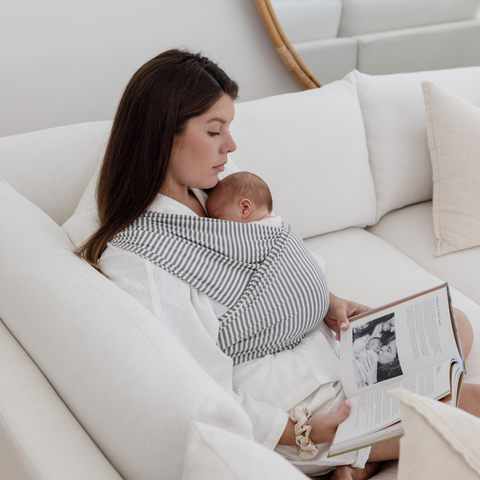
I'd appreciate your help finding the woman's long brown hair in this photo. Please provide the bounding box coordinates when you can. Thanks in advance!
[76,49,239,271]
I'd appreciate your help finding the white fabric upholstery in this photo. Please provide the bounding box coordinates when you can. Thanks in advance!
[182,422,308,480]
[354,67,480,220]
[422,81,480,256]
[367,201,480,308]
[230,73,376,239]
[338,0,480,37]
[356,20,480,77]
[0,176,255,480]
[272,0,342,44]
[0,321,122,480]
[304,227,480,385]
[390,389,480,480]
[294,37,358,86]
[0,121,111,225]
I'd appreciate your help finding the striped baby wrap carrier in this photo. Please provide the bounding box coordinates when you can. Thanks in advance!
[110,212,329,365]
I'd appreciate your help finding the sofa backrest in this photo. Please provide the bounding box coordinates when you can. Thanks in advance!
[354,67,480,222]
[0,121,111,225]
[0,176,257,480]
[338,0,480,37]
[230,72,377,239]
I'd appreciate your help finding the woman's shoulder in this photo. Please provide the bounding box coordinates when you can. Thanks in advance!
[148,189,207,216]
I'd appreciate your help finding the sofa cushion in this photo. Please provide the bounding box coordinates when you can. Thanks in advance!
[230,72,376,239]
[354,67,480,221]
[0,321,122,480]
[272,0,342,44]
[367,201,480,307]
[390,389,480,480]
[0,176,255,480]
[0,121,111,225]
[304,227,480,385]
[422,81,480,256]
[294,37,358,86]
[338,0,480,37]
[356,20,480,76]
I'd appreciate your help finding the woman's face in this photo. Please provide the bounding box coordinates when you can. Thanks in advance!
[166,94,237,192]
[377,339,397,364]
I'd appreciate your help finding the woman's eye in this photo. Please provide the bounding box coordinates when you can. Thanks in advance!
[208,132,220,137]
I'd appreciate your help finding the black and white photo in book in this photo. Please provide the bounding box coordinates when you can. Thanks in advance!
[351,313,404,388]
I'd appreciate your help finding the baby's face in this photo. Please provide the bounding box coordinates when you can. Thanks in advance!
[207,193,245,222]
[365,337,383,353]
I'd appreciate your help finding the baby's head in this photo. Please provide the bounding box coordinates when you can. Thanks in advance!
[365,337,383,353]
[206,172,273,223]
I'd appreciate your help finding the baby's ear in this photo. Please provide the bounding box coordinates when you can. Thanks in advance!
[239,198,253,219]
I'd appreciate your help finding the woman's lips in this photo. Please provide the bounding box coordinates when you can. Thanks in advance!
[213,163,226,172]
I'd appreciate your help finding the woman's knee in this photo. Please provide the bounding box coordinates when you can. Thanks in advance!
[454,308,473,360]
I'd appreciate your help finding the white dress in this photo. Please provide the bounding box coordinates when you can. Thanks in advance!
[93,190,370,475]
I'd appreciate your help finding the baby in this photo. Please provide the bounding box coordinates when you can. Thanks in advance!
[206,171,282,227]
[357,337,383,362]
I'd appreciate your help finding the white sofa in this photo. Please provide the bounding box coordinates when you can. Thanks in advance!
[272,0,480,84]
[1,66,480,480]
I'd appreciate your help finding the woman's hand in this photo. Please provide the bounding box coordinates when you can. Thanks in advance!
[324,292,370,340]
[357,354,378,385]
[308,400,351,444]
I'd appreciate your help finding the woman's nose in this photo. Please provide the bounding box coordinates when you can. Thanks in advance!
[222,132,237,153]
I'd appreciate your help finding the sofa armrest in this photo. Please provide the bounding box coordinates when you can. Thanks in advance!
[0,320,122,480]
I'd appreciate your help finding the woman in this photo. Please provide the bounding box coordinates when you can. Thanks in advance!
[77,50,478,480]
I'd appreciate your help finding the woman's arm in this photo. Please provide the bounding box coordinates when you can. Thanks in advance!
[278,400,351,446]
[324,292,370,340]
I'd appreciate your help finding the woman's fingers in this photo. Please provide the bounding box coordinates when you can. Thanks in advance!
[309,400,351,444]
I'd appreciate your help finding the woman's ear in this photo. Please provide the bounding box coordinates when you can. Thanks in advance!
[239,198,253,219]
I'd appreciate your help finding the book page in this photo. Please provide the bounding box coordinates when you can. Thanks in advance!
[340,284,461,399]
[333,360,452,446]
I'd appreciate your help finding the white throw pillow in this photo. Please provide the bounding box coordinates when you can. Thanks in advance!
[354,67,480,221]
[422,81,480,256]
[183,422,308,480]
[390,389,480,480]
[0,121,111,225]
[230,72,377,239]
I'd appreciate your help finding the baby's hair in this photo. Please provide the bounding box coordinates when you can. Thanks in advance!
[215,172,273,212]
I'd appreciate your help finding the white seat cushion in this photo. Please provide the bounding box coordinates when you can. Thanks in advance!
[230,72,377,239]
[366,201,480,307]
[304,227,480,384]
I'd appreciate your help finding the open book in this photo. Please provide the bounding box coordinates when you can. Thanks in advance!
[329,283,465,457]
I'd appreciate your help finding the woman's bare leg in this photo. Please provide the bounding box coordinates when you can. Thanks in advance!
[454,308,473,360]
[331,439,399,480]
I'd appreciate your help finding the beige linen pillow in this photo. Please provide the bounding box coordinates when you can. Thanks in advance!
[422,81,480,256]
[389,389,480,480]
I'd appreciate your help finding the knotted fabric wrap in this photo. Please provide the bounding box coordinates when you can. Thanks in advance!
[110,212,329,365]
[290,407,318,460]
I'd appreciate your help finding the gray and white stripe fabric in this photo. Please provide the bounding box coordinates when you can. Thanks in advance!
[110,212,329,365]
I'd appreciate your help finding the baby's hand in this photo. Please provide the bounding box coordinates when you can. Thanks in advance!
[308,400,351,444]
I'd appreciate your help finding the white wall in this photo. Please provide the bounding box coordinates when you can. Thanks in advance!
[0,0,302,138]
